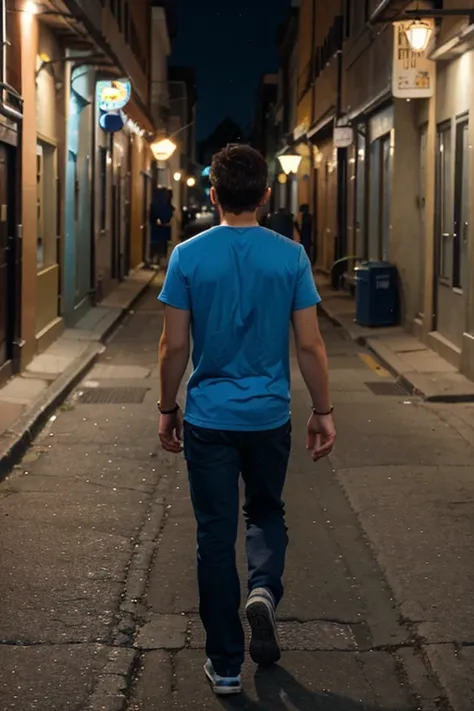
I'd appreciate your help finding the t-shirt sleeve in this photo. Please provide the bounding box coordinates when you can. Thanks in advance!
[292,245,321,311]
[158,247,191,311]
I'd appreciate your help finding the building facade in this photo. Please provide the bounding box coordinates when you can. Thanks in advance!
[307,0,343,270]
[1,1,23,385]
[272,4,300,214]
[2,0,167,380]
[279,0,474,382]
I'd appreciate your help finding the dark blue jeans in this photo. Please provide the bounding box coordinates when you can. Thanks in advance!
[184,420,291,677]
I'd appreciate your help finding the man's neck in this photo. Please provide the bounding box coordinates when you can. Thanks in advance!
[221,211,259,228]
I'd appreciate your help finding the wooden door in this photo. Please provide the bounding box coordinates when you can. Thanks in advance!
[0,143,13,367]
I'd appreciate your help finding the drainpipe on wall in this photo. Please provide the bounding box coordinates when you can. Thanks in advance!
[0,0,24,372]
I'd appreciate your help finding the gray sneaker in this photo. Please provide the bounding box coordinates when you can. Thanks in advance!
[245,587,281,666]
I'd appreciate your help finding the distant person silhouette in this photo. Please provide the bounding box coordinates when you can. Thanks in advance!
[268,207,298,240]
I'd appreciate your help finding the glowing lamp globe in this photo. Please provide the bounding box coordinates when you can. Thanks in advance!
[278,154,302,175]
[405,20,433,52]
[151,138,177,161]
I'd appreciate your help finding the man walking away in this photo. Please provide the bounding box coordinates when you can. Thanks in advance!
[157,144,335,696]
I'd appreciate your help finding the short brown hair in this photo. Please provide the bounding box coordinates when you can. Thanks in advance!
[210,144,268,215]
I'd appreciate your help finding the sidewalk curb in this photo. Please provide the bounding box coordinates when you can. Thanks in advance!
[318,302,458,402]
[0,343,101,481]
[0,275,155,482]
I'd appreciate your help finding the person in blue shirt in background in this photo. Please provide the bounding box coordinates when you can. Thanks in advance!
[157,144,335,696]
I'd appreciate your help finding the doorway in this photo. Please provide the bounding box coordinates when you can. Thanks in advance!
[354,129,367,259]
[380,134,393,261]
[0,143,15,370]
[142,173,152,263]
[368,132,393,261]
[417,126,427,318]
[312,166,319,264]
[434,116,469,349]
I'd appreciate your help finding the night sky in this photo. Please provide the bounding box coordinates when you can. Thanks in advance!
[170,0,291,140]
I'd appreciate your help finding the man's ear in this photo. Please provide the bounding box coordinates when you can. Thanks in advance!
[210,187,218,205]
[260,187,271,207]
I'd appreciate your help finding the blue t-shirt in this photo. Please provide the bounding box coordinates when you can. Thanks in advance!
[158,226,321,431]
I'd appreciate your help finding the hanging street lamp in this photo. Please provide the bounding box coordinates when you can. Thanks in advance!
[278,153,302,176]
[405,19,433,52]
[150,138,177,162]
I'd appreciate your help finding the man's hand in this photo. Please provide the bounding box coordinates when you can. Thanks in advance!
[159,409,184,453]
[306,413,336,461]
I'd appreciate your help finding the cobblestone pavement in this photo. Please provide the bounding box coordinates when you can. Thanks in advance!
[1,285,474,710]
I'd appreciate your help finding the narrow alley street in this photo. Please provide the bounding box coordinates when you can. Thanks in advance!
[0,280,473,711]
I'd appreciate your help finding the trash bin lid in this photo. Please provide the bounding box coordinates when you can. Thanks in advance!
[366,260,394,269]
[354,262,370,272]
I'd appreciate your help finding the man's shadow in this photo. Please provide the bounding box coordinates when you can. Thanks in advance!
[219,665,396,711]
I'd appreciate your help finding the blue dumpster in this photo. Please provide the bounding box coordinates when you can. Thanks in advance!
[355,261,399,327]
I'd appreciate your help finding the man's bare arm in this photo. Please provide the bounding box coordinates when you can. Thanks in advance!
[159,305,191,410]
[291,306,331,413]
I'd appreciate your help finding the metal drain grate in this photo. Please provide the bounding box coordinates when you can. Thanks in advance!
[364,381,406,396]
[78,387,150,404]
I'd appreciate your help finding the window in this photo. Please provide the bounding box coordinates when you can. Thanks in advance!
[117,0,123,31]
[5,5,21,95]
[36,148,43,268]
[36,141,58,271]
[351,0,366,38]
[436,123,452,280]
[453,119,469,289]
[418,127,427,315]
[99,147,108,232]
[124,1,130,43]
[380,133,393,262]
[355,131,366,258]
[344,0,352,39]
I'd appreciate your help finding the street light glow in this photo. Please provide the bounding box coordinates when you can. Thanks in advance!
[173,172,182,182]
[187,177,196,187]
[150,138,177,161]
[24,0,39,14]
[278,154,302,175]
[405,20,433,53]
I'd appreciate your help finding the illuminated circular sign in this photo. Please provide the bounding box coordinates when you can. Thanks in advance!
[99,109,126,133]
[97,79,131,112]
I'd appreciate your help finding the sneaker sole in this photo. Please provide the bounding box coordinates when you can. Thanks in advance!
[246,599,281,667]
[203,665,242,696]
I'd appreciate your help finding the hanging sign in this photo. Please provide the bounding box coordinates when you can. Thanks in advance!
[334,126,354,148]
[99,110,126,133]
[392,20,435,99]
[96,79,131,112]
